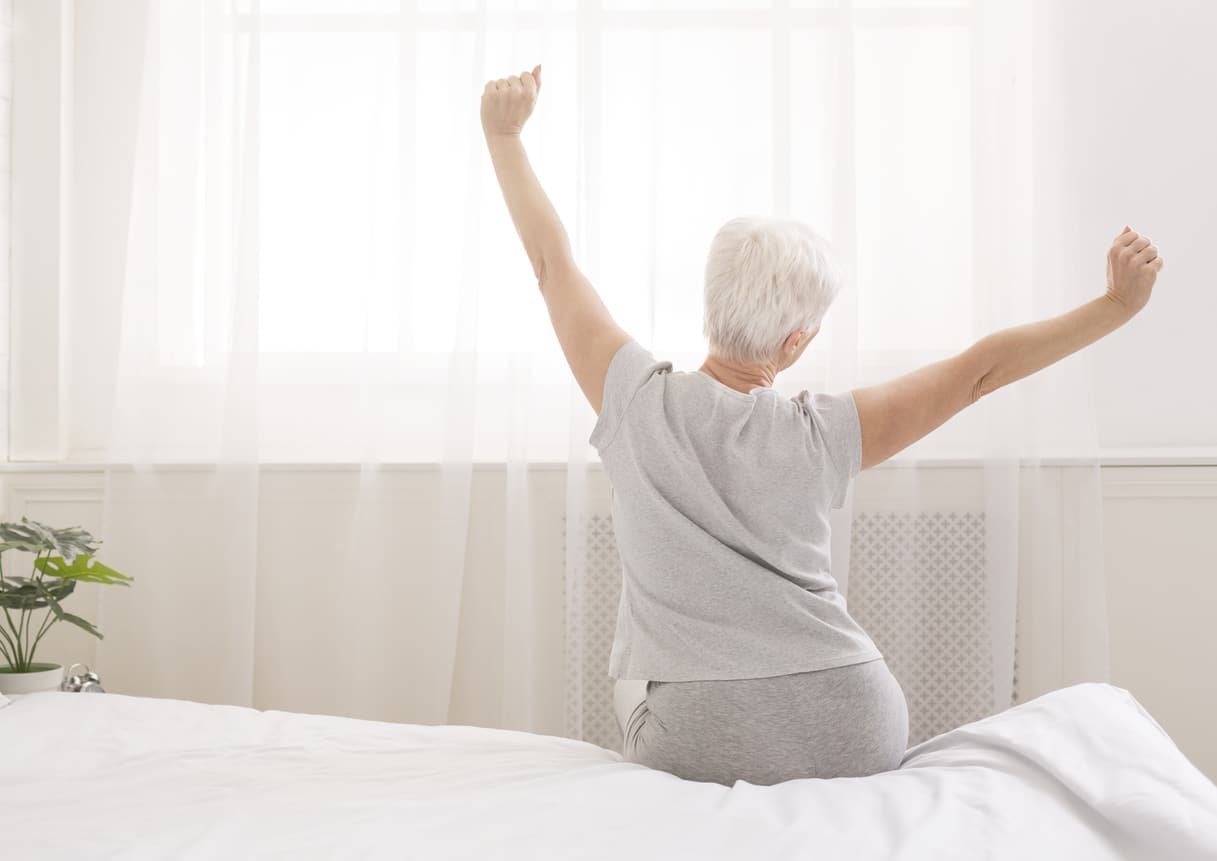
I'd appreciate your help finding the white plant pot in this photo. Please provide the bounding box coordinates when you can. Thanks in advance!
[0,663,65,695]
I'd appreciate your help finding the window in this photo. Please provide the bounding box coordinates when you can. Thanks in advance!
[168,1,974,368]
[11,0,979,463]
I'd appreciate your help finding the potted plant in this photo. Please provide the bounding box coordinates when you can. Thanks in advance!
[0,516,132,695]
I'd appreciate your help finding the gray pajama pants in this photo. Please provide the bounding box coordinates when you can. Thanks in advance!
[615,658,909,786]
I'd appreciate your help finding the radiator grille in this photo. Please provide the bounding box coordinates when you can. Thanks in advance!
[563,514,624,754]
[849,511,1016,746]
[564,511,1017,754]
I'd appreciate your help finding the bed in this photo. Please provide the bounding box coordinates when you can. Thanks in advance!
[1,682,1214,859]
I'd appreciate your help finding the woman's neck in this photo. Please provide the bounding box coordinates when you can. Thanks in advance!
[698,353,779,394]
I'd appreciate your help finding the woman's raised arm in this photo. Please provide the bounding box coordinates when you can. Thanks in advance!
[481,65,629,413]
[851,226,1163,470]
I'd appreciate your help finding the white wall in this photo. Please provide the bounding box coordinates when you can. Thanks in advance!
[8,0,148,461]
[1033,0,1217,450]
[0,0,12,458]
[1102,468,1217,783]
[65,0,146,459]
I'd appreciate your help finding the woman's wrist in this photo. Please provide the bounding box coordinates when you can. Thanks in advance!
[1102,286,1145,320]
[1080,294,1137,345]
[484,128,523,147]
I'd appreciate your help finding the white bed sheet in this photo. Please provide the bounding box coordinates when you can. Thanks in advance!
[1,681,1214,859]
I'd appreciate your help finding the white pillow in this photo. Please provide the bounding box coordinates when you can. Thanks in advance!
[0,691,9,709]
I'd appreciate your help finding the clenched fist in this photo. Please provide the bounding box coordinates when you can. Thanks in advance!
[481,64,542,139]
[1105,226,1163,314]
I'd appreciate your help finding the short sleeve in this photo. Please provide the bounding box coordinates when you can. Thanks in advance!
[795,389,863,509]
[588,340,672,453]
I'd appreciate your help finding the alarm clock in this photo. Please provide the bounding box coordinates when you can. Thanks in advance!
[60,663,105,693]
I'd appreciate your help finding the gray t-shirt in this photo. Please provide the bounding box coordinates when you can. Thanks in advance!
[590,339,883,682]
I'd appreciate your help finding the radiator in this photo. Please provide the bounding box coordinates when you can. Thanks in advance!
[564,511,1018,755]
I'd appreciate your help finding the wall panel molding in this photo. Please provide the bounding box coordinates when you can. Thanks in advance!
[1,470,103,518]
[1102,466,1217,499]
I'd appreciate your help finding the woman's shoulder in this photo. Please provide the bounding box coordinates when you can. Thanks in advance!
[612,340,673,382]
[793,389,859,427]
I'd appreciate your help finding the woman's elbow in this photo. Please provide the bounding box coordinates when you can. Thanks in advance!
[534,256,548,291]
[535,251,578,295]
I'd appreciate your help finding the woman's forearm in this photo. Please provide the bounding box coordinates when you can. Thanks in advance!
[968,227,1162,399]
[484,132,573,285]
[969,293,1135,398]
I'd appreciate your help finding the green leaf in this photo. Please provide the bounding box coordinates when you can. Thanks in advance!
[0,577,74,610]
[0,582,46,609]
[0,520,55,553]
[1,576,39,587]
[0,593,45,610]
[39,591,102,640]
[22,516,56,542]
[0,517,102,562]
[33,555,132,586]
[37,578,77,601]
[56,610,103,640]
[48,524,102,564]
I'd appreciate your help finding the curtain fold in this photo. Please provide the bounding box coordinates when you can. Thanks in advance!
[98,0,262,707]
[75,0,1109,745]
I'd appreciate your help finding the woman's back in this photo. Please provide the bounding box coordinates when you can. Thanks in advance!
[591,339,883,683]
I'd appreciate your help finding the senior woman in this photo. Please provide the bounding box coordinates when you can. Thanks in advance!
[481,66,1163,786]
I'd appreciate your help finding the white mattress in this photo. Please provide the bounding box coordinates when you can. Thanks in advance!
[1,682,1214,859]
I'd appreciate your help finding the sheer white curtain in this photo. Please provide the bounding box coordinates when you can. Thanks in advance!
[76,0,1109,740]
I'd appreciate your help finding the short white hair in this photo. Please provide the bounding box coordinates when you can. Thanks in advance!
[702,216,844,364]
